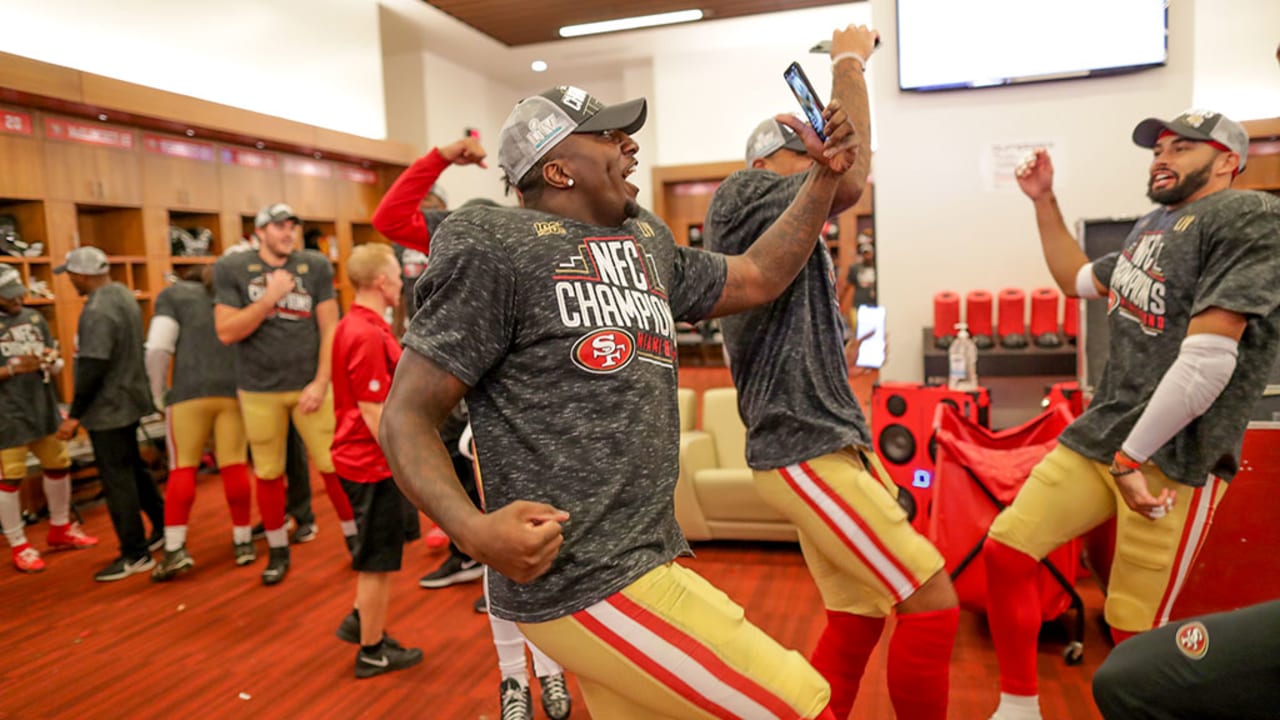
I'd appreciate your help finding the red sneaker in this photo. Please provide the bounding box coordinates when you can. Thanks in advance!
[424,526,449,549]
[47,522,99,551]
[12,544,45,573]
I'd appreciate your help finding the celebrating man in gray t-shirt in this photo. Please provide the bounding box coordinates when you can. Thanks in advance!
[383,84,859,719]
[983,110,1280,720]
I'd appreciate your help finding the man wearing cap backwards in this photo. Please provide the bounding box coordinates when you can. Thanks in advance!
[55,247,164,582]
[0,265,98,573]
[146,265,256,580]
[983,110,1280,720]
[383,76,858,718]
[213,203,356,585]
[706,25,960,720]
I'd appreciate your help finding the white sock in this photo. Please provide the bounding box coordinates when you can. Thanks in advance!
[994,692,1041,720]
[164,525,187,552]
[528,637,564,678]
[0,489,26,547]
[490,614,530,685]
[43,475,71,526]
[232,525,252,545]
[340,519,357,537]
[265,528,289,548]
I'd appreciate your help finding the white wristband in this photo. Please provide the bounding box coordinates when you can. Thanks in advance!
[832,52,867,71]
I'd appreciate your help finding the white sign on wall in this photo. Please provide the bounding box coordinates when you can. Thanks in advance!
[982,140,1064,192]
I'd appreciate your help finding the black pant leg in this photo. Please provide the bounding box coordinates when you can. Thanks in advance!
[284,421,314,525]
[125,422,165,533]
[1093,599,1280,720]
[89,425,148,559]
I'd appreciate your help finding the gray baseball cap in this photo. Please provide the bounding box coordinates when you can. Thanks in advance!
[254,202,300,229]
[1133,109,1248,173]
[53,246,109,276]
[745,117,807,166]
[0,265,26,299]
[498,85,647,186]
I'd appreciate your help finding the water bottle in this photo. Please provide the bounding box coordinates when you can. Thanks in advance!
[948,322,978,390]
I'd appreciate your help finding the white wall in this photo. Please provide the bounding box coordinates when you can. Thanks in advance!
[868,0,1199,385]
[0,0,387,138]
[1191,0,1280,121]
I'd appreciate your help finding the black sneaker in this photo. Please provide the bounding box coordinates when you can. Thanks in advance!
[94,555,155,582]
[539,673,572,720]
[336,610,361,644]
[150,546,195,582]
[419,555,484,589]
[345,534,358,555]
[146,532,165,553]
[291,523,319,544]
[261,546,290,586]
[233,541,256,566]
[473,595,488,614]
[499,677,532,720]
[354,641,423,679]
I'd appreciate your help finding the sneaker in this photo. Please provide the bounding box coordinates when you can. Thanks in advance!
[151,546,195,582]
[539,673,572,720]
[473,595,488,614]
[146,532,164,553]
[261,546,290,586]
[418,555,483,589]
[95,555,155,582]
[336,610,361,644]
[12,544,45,573]
[500,677,533,720]
[354,641,424,679]
[46,522,99,551]
[232,541,256,566]
[424,526,449,549]
[345,534,358,555]
[291,523,319,544]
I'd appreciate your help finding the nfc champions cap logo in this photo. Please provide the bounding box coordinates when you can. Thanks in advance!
[571,327,635,374]
[1175,621,1209,660]
[561,86,588,111]
[1181,109,1217,128]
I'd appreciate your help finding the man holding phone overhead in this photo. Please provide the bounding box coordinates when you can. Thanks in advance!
[706,24,960,720]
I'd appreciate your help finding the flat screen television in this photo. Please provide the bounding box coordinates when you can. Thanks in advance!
[896,0,1168,92]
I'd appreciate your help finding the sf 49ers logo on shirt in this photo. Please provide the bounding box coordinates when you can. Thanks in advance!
[571,328,635,374]
[1175,621,1209,660]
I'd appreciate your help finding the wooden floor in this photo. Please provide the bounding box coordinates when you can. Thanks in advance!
[0,471,1111,719]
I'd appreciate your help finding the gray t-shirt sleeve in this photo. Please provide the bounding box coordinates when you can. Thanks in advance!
[402,218,516,387]
[154,286,177,320]
[307,253,336,305]
[213,257,244,308]
[76,302,116,361]
[668,245,726,323]
[707,169,807,256]
[1092,252,1120,288]
[1192,194,1280,318]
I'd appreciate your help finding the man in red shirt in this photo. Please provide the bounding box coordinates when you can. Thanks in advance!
[330,243,423,678]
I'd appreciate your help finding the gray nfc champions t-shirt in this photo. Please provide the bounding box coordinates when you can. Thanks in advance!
[1061,189,1280,486]
[213,249,334,392]
[705,169,873,469]
[154,280,237,405]
[0,308,61,448]
[75,282,154,431]
[404,205,726,623]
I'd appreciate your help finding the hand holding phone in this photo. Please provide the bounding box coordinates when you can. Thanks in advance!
[854,305,887,369]
[784,62,827,140]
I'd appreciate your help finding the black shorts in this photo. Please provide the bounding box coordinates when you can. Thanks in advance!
[340,477,421,572]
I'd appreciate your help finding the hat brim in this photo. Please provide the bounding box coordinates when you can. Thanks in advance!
[1132,117,1214,148]
[0,284,26,299]
[575,97,647,136]
[52,264,68,275]
[255,214,300,229]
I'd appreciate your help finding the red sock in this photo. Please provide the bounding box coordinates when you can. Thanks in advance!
[887,606,959,720]
[321,471,354,522]
[163,467,198,526]
[809,610,884,719]
[220,463,252,526]
[1110,627,1138,645]
[984,538,1042,696]
[257,475,286,530]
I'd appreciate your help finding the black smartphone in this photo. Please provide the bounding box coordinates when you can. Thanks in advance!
[784,61,826,140]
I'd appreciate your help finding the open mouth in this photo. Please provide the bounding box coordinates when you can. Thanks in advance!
[1150,169,1176,191]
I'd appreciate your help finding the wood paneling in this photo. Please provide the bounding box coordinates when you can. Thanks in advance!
[44,140,143,206]
[0,132,46,199]
[219,159,285,217]
[0,51,81,101]
[425,0,849,46]
[141,137,221,211]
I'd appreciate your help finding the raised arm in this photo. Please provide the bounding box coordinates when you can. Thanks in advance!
[707,103,859,318]
[827,24,879,214]
[371,138,488,253]
[1015,149,1104,297]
